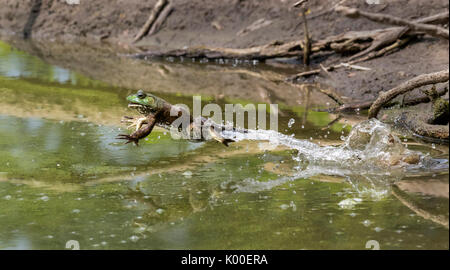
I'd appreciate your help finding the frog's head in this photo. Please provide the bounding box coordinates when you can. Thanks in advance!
[126,90,161,115]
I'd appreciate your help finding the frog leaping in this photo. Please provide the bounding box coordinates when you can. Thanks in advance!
[117,90,235,146]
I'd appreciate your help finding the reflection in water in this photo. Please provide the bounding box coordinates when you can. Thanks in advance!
[0,40,110,87]
[0,39,448,249]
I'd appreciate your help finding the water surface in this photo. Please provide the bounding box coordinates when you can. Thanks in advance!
[0,40,448,250]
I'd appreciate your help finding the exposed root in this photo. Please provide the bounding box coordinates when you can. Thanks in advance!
[397,111,449,142]
[336,6,449,40]
[325,86,448,113]
[368,69,449,118]
[288,35,411,80]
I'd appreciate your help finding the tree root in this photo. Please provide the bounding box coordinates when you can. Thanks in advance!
[336,6,449,40]
[288,36,411,81]
[368,69,449,118]
[396,111,448,142]
[324,86,448,113]
[133,9,447,63]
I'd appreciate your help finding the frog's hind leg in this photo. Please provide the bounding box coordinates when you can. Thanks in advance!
[208,126,235,147]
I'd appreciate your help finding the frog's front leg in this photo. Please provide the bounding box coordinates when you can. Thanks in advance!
[117,112,161,146]
[122,116,149,131]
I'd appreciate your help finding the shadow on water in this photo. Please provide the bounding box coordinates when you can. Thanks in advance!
[0,39,448,249]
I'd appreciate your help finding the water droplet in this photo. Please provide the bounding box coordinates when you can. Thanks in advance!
[129,235,139,242]
[287,118,295,128]
[374,227,383,232]
[182,171,192,178]
[362,220,372,227]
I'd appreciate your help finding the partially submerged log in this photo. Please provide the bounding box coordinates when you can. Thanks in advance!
[134,40,306,60]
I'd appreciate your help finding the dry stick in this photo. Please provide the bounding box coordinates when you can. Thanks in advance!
[335,5,449,40]
[317,64,345,105]
[133,0,168,43]
[292,0,311,65]
[318,88,345,105]
[147,3,173,36]
[293,0,308,7]
[368,69,449,119]
[301,10,311,65]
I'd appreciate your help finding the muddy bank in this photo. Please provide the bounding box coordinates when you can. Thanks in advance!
[3,37,337,108]
[0,0,448,119]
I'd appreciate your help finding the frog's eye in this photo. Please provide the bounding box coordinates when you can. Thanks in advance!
[137,90,146,99]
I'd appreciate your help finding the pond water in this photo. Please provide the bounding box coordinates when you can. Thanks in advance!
[0,40,448,250]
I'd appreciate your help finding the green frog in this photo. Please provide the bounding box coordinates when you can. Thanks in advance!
[117,90,235,146]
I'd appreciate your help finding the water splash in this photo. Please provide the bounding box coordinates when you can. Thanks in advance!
[223,119,447,198]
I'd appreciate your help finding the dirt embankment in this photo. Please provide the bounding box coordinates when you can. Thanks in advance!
[0,0,448,112]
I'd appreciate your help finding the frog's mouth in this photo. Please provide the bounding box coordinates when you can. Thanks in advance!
[128,103,151,115]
